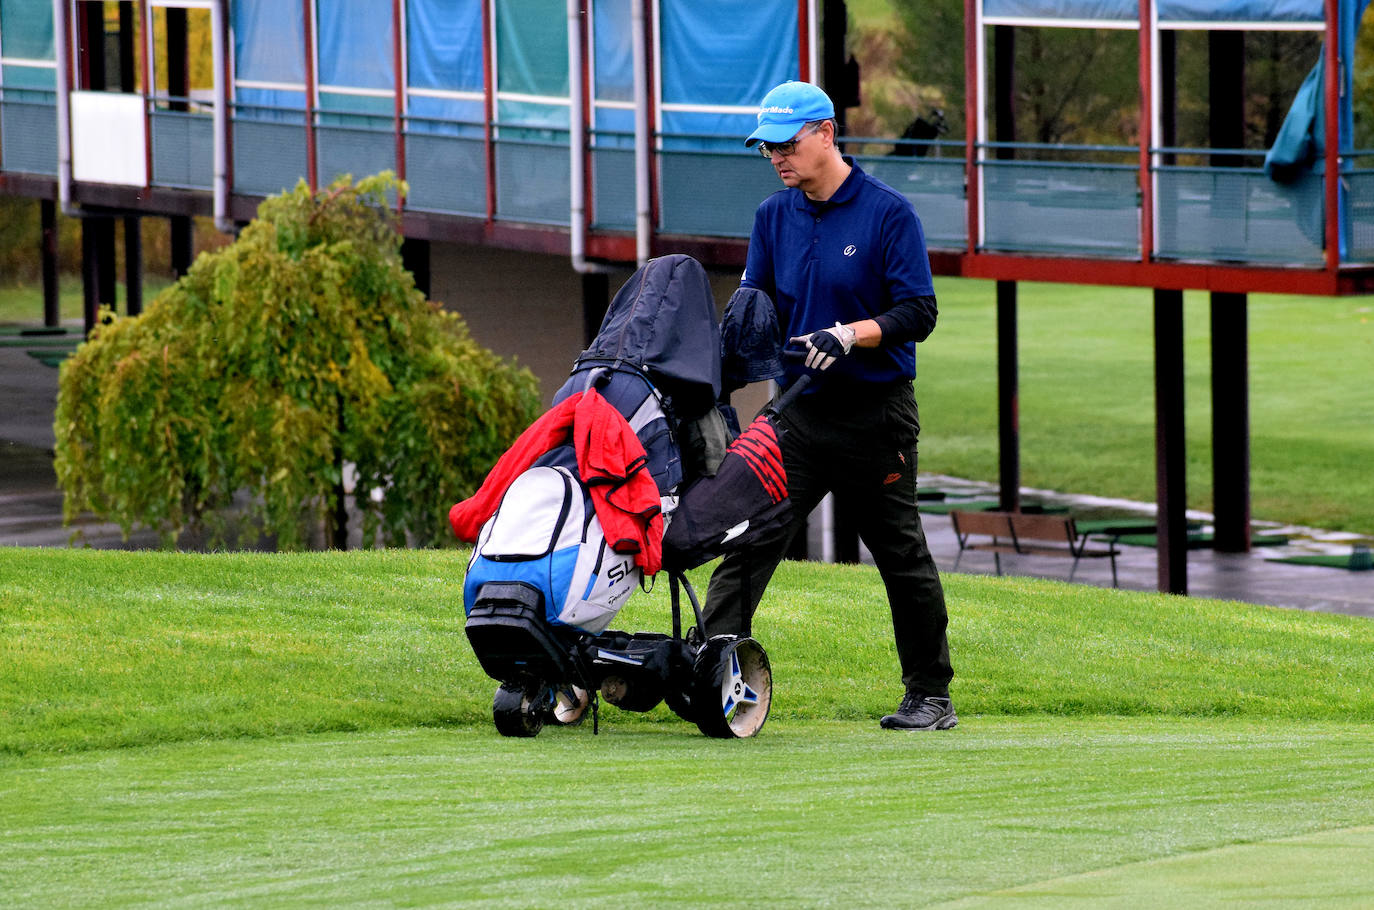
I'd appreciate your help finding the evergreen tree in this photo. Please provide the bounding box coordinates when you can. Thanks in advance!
[55,173,539,550]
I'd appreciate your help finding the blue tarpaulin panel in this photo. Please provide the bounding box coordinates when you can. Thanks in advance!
[317,1,393,94]
[495,0,567,131]
[592,0,633,142]
[233,0,303,85]
[983,0,1323,22]
[406,0,484,131]
[984,0,1135,19]
[233,0,305,115]
[159,0,806,146]
[1159,1,1321,22]
[594,0,633,104]
[659,0,798,145]
[1262,0,1372,257]
[407,0,484,92]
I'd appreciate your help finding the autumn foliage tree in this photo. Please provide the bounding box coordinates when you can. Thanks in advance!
[54,173,539,550]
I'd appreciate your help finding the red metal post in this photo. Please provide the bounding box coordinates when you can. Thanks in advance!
[77,2,95,90]
[1138,0,1153,262]
[580,0,594,230]
[964,0,979,255]
[643,0,659,247]
[137,1,152,188]
[220,0,234,196]
[302,0,318,192]
[798,0,810,82]
[1324,0,1340,272]
[393,0,405,210]
[483,0,495,224]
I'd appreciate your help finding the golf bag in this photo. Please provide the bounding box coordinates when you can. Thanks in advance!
[462,464,639,637]
[454,254,775,740]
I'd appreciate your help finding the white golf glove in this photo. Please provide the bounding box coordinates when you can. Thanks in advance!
[790,322,857,371]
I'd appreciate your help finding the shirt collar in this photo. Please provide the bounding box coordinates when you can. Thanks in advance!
[794,156,865,212]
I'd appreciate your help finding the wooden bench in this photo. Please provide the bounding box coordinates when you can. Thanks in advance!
[949,510,1119,587]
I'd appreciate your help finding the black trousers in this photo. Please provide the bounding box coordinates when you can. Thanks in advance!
[702,380,953,697]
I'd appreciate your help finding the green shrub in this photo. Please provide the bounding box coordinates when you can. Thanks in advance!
[53,173,539,550]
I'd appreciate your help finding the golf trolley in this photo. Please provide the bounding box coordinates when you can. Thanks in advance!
[465,572,771,739]
[453,255,789,740]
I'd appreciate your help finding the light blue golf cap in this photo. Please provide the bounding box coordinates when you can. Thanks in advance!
[744,81,835,147]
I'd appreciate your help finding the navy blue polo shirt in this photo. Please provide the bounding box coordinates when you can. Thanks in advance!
[742,157,935,387]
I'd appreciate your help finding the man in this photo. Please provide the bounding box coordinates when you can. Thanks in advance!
[701,81,955,731]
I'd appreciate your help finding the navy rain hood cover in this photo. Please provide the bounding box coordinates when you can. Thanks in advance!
[720,286,785,391]
[584,254,722,413]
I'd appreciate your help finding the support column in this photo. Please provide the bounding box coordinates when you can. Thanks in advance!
[996,280,1020,513]
[1210,292,1250,552]
[166,5,195,283]
[579,271,609,348]
[993,26,1019,514]
[81,216,117,335]
[41,199,61,328]
[124,216,143,317]
[832,499,861,564]
[1154,288,1187,595]
[1206,31,1251,554]
[170,216,195,277]
[821,0,858,144]
[401,236,432,300]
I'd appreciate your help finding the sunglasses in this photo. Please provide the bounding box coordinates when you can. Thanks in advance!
[757,122,823,159]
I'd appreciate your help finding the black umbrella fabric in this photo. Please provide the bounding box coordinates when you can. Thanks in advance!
[581,253,721,418]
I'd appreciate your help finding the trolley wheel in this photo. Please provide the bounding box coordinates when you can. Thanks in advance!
[492,680,548,738]
[545,684,590,726]
[690,636,772,739]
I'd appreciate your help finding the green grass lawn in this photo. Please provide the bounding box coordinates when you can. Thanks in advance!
[2,548,1372,906]
[919,278,1374,533]
[0,274,175,326]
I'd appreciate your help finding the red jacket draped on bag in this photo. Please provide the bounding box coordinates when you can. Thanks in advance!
[449,389,663,575]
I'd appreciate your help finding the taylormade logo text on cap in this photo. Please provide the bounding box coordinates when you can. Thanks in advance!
[745,81,836,147]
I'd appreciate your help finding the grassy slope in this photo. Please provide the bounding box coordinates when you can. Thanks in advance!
[2,548,1373,907]
[918,278,1374,532]
[3,549,1373,756]
[2,548,1373,906]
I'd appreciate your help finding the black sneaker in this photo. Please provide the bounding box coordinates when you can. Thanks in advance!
[880,693,958,731]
